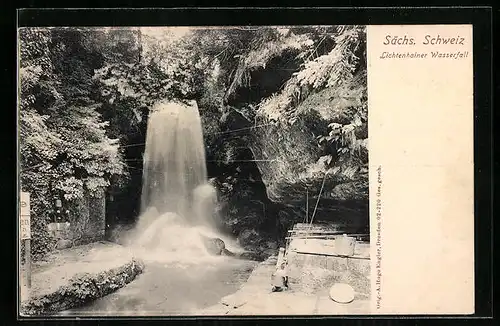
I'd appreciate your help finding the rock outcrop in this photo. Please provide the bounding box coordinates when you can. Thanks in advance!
[20,252,145,316]
[250,85,368,206]
[248,81,369,229]
[203,31,369,242]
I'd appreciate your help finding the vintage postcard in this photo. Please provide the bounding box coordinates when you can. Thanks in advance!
[17,20,477,317]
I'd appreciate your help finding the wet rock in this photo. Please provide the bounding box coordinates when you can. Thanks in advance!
[267,241,278,250]
[236,251,264,262]
[234,229,280,262]
[221,248,235,257]
[201,236,226,255]
[236,249,276,262]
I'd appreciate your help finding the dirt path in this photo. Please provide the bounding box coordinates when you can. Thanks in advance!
[59,257,258,316]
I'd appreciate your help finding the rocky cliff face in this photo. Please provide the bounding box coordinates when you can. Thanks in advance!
[201,27,369,241]
[248,84,368,231]
[250,121,368,204]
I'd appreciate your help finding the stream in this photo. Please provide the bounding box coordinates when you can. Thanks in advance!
[60,256,258,316]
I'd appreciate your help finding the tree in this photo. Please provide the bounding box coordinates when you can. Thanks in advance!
[19,27,127,260]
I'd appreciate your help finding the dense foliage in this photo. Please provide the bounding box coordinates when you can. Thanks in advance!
[19,28,127,260]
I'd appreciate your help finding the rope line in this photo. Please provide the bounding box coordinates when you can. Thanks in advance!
[121,123,273,148]
[305,171,329,239]
[303,188,309,223]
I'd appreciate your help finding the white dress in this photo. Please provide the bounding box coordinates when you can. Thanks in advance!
[271,268,288,288]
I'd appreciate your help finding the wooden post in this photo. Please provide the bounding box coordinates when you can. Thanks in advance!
[25,239,31,288]
[20,192,31,289]
[306,189,309,223]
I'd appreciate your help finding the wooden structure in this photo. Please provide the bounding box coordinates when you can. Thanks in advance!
[284,223,369,258]
[282,223,371,295]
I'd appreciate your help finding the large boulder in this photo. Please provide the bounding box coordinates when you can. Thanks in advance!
[200,235,226,256]
[248,84,369,229]
[249,110,367,205]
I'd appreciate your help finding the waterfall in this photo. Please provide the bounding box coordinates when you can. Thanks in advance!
[140,100,209,220]
[130,100,222,261]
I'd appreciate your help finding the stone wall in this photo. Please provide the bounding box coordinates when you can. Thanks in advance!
[86,189,107,241]
[286,245,370,297]
[48,189,106,249]
[71,189,105,245]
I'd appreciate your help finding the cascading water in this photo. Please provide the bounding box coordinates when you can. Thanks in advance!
[61,100,255,316]
[129,100,230,262]
[140,100,208,219]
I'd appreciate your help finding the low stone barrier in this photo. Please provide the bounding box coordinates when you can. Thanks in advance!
[20,259,145,316]
[19,242,145,316]
[286,250,370,297]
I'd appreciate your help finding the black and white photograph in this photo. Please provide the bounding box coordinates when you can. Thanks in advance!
[18,25,369,316]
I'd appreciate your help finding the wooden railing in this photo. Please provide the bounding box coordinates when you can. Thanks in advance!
[287,230,369,241]
[283,223,370,259]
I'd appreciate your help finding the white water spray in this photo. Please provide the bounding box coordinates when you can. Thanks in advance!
[126,100,240,263]
[140,100,208,219]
